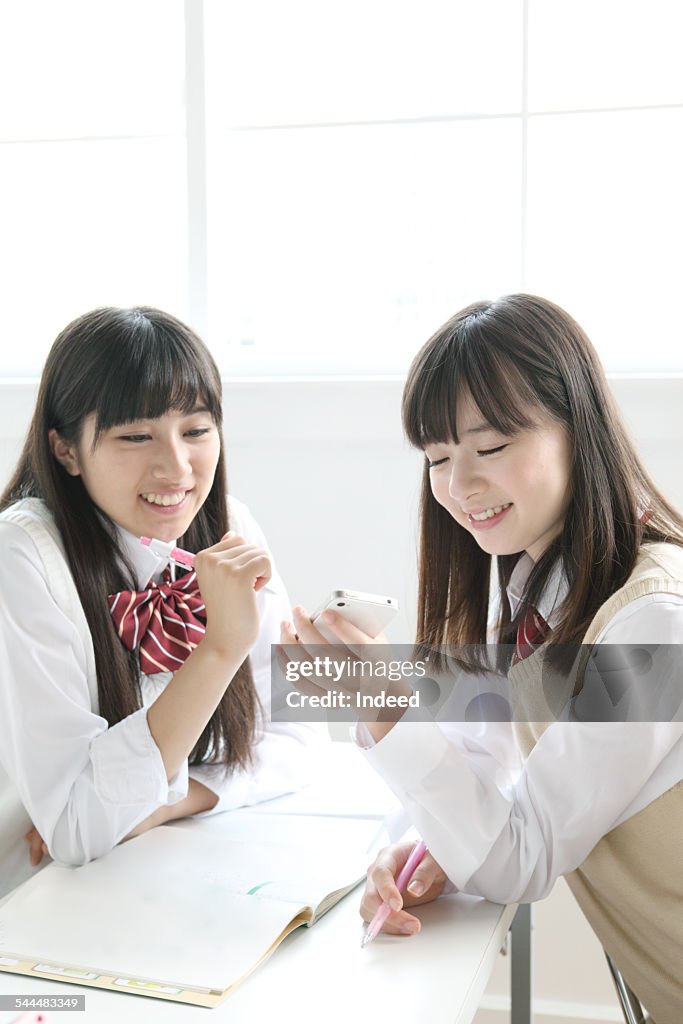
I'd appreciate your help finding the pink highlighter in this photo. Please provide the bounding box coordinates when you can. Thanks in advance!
[140,535,198,569]
[139,536,276,594]
[361,840,428,948]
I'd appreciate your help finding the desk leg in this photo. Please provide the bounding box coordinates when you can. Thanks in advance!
[510,903,532,1024]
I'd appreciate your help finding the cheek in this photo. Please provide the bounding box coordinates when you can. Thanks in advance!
[513,442,570,506]
[430,473,466,526]
[429,472,450,509]
[197,439,221,479]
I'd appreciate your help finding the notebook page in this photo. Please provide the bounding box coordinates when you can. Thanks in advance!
[0,823,370,991]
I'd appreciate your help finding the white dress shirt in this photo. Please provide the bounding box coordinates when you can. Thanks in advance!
[357,553,683,903]
[0,496,326,899]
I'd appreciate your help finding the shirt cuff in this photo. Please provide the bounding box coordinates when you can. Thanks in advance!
[90,707,189,806]
[362,719,451,790]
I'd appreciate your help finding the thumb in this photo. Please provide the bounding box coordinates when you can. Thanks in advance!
[405,855,443,898]
[406,876,428,897]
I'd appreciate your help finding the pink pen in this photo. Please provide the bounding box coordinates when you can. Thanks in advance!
[140,535,198,569]
[361,840,428,948]
[140,536,277,594]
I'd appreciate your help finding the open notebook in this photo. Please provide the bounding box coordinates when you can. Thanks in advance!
[0,815,379,1007]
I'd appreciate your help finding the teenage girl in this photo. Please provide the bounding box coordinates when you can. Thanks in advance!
[282,294,683,1021]
[0,306,324,901]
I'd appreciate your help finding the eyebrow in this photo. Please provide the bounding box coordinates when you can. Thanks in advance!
[122,406,211,424]
[462,421,496,436]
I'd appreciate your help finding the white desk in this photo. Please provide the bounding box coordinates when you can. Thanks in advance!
[0,744,519,1024]
[0,892,514,1024]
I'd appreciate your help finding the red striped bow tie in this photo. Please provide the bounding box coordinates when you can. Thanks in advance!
[512,606,551,665]
[108,569,206,675]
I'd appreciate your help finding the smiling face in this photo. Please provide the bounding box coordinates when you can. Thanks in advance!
[424,391,572,561]
[50,406,221,542]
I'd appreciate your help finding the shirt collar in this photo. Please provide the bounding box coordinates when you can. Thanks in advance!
[506,553,568,629]
[115,524,175,589]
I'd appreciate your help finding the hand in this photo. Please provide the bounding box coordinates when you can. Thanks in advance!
[280,608,410,734]
[360,841,450,936]
[282,605,389,656]
[24,826,49,867]
[194,532,272,658]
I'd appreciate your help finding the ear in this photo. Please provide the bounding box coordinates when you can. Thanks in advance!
[48,428,82,477]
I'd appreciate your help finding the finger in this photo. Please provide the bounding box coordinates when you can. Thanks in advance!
[230,549,271,572]
[24,827,46,866]
[286,613,345,662]
[210,544,269,568]
[368,841,426,907]
[240,553,272,589]
[292,606,329,646]
[359,893,421,934]
[316,609,379,646]
[216,550,272,585]
[280,620,297,644]
[370,863,404,911]
[274,642,351,701]
[404,853,442,898]
[202,532,248,555]
[28,835,43,866]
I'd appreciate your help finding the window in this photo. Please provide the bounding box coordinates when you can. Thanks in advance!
[204,0,683,374]
[2,1,682,374]
[0,0,187,373]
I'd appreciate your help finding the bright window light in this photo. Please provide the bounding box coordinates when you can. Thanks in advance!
[1,1,682,375]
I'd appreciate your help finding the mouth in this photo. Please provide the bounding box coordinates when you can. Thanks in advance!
[139,489,192,514]
[466,502,512,530]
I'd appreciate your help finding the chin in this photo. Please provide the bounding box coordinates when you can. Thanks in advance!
[473,536,524,557]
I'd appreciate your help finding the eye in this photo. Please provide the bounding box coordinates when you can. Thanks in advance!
[427,456,448,469]
[119,433,150,443]
[477,444,508,457]
[184,427,212,438]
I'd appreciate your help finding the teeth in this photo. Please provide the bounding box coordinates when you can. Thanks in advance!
[470,503,511,522]
[141,491,186,507]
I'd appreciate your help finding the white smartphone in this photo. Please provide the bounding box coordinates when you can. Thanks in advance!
[311,589,399,642]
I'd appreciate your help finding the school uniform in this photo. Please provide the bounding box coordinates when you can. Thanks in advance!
[0,496,327,901]
[357,544,683,1023]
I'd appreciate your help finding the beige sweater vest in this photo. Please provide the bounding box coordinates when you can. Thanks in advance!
[511,543,683,1024]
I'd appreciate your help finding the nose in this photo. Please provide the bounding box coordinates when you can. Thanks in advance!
[447,458,482,504]
[151,437,192,483]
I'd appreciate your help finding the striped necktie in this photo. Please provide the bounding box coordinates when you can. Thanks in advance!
[512,606,551,665]
[108,569,206,675]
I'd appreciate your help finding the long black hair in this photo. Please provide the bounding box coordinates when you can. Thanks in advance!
[402,294,683,667]
[1,306,260,771]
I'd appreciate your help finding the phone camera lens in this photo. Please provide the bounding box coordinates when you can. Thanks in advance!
[336,601,346,607]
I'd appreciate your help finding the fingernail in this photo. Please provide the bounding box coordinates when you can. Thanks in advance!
[401,922,419,935]
[407,880,425,897]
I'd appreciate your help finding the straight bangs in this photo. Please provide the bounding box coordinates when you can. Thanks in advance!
[89,313,222,442]
[402,305,538,449]
[43,307,223,444]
